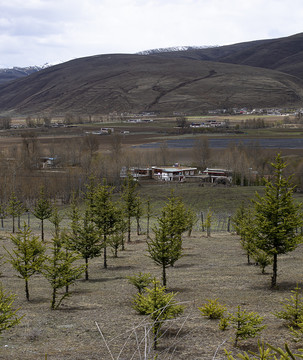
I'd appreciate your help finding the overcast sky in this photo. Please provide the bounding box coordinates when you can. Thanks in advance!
[1,0,302,67]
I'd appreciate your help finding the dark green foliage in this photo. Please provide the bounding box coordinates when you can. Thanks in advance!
[89,181,119,269]
[148,221,181,287]
[162,193,192,240]
[233,205,257,265]
[275,284,303,328]
[121,174,138,243]
[132,279,184,349]
[253,154,303,287]
[148,193,190,286]
[84,176,97,211]
[42,234,84,309]
[0,283,23,334]
[66,209,102,280]
[225,341,303,359]
[5,224,46,301]
[146,197,152,240]
[32,186,53,241]
[7,192,24,233]
[219,316,230,331]
[49,206,63,238]
[232,201,247,236]
[198,298,226,319]
[290,320,303,343]
[252,248,272,274]
[127,272,153,294]
[135,196,143,235]
[109,214,127,256]
[230,306,266,346]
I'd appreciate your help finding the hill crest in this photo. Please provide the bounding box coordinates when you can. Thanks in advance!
[1,33,303,115]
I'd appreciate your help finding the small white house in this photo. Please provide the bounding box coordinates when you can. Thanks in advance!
[152,164,197,182]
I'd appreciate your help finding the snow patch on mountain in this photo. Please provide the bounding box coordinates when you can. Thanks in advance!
[0,63,51,73]
[137,45,218,55]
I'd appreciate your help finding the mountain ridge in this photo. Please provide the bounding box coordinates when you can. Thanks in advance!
[0,64,53,84]
[1,33,303,115]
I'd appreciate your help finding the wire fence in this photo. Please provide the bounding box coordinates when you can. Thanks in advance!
[0,211,235,238]
[199,211,234,233]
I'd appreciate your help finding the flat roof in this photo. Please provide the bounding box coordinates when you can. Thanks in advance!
[152,166,197,172]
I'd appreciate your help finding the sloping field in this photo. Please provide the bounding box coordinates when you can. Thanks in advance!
[0,228,302,359]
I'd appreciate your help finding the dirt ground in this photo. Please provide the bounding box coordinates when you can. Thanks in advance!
[0,230,302,360]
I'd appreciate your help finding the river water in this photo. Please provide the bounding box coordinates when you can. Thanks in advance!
[135,137,303,149]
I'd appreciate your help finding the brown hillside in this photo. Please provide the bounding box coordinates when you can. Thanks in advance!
[0,53,303,115]
[157,33,303,80]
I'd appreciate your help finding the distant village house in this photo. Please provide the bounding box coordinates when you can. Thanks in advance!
[121,165,233,184]
[121,164,197,182]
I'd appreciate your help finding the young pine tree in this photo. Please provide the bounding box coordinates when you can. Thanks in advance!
[49,206,63,238]
[121,174,138,243]
[5,224,46,301]
[232,201,247,236]
[109,213,127,257]
[275,284,303,328]
[148,220,181,287]
[253,154,302,288]
[230,305,266,347]
[127,272,153,295]
[135,195,143,236]
[148,194,190,287]
[146,197,152,240]
[42,234,84,309]
[225,341,303,359]
[90,181,119,269]
[0,282,24,334]
[132,279,184,350]
[252,248,273,274]
[237,207,257,265]
[198,299,226,320]
[7,192,24,233]
[67,210,102,280]
[32,186,53,241]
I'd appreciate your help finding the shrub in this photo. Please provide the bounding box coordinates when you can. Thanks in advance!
[230,306,266,346]
[252,248,273,274]
[132,279,184,349]
[198,298,226,319]
[219,315,230,331]
[127,272,153,294]
[225,341,303,359]
[275,284,303,328]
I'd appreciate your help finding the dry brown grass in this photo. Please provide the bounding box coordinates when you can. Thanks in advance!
[0,229,303,359]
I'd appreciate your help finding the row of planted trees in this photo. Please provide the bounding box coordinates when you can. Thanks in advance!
[3,154,301,297]
[1,173,195,306]
[2,153,303,356]
[1,175,141,305]
[0,172,198,352]
[0,173,140,237]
